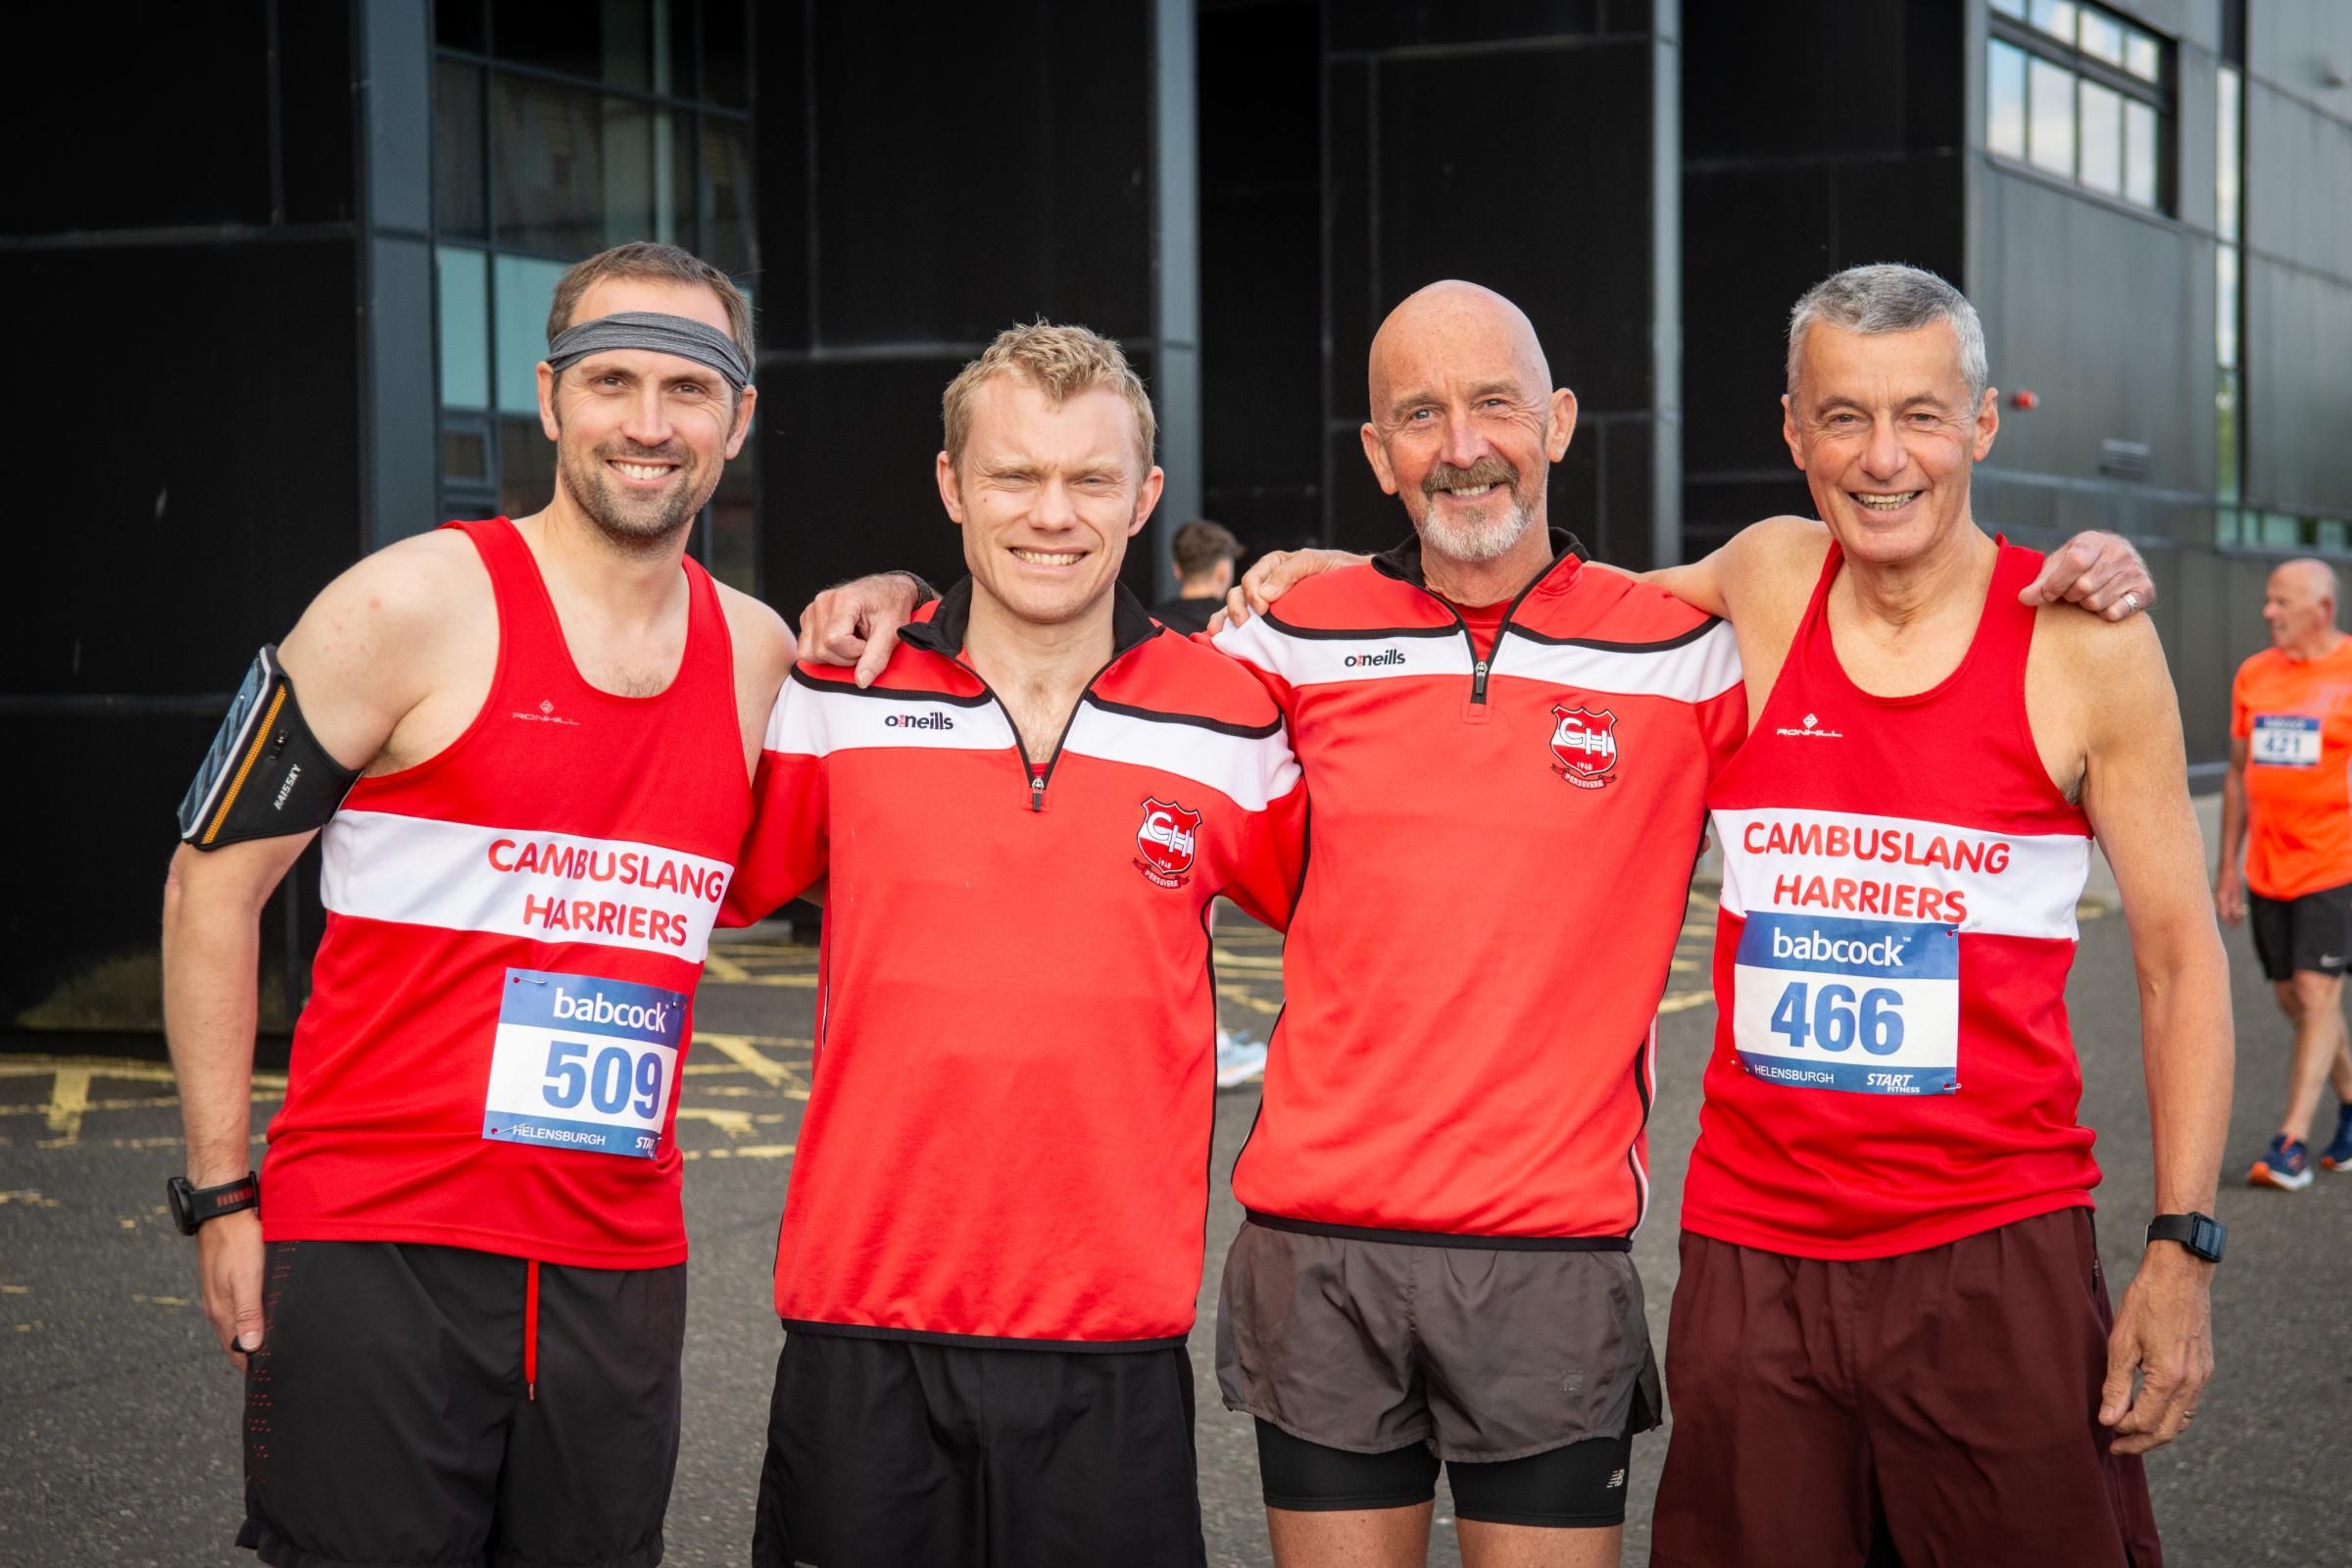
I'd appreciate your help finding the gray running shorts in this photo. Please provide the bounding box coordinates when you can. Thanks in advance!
[1214,1216,1661,1463]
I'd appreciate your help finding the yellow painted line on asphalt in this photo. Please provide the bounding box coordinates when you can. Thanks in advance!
[700,950,755,984]
[682,1144,797,1160]
[0,1191,62,1207]
[1212,951,1285,971]
[695,1033,811,1088]
[672,1106,760,1137]
[1,1285,28,1295]
[1217,984,1284,1016]
[1657,992,1715,1015]
[131,1294,192,1307]
[43,1068,90,1141]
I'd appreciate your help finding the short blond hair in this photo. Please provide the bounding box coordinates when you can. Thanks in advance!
[941,320,1157,474]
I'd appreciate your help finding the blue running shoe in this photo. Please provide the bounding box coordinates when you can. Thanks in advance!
[2249,1133,2313,1191]
[2321,1106,2352,1172]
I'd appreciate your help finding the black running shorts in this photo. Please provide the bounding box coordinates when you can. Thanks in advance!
[236,1240,687,1568]
[2247,881,2352,981]
[752,1331,1207,1568]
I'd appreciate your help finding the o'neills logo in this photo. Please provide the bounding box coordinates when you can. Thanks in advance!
[884,711,955,730]
[1549,704,1618,789]
[1344,648,1406,668]
[1135,798,1201,888]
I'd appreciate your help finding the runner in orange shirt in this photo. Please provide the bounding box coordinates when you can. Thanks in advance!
[2216,558,2352,1188]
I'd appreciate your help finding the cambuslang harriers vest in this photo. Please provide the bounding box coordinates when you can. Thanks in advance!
[261,516,749,1268]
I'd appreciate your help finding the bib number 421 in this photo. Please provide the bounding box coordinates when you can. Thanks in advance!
[1767,980,1906,1055]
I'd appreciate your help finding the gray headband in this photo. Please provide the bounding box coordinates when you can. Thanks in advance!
[546,311,752,390]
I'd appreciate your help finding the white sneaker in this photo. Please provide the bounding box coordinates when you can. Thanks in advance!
[1215,1029,1268,1088]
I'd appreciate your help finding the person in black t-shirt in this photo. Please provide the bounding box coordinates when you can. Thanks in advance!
[1150,518,1245,636]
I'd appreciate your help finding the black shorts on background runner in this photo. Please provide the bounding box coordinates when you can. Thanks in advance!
[2247,882,2352,981]
[753,1332,1206,1568]
[237,1240,686,1568]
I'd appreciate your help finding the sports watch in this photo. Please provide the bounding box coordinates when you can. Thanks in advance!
[2143,1211,2225,1262]
[167,1172,261,1236]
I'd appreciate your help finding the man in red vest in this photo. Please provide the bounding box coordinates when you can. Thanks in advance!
[164,242,791,1568]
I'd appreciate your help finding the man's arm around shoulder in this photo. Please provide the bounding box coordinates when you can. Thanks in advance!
[2050,610,2231,1457]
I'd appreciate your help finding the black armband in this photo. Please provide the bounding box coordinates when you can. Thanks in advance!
[175,646,360,849]
[886,570,939,607]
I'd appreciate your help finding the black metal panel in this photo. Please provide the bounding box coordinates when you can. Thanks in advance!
[3,240,364,698]
[11,6,273,234]
[282,0,359,223]
[806,0,1153,346]
[1328,0,1604,52]
[1369,39,1655,415]
[1682,0,1960,162]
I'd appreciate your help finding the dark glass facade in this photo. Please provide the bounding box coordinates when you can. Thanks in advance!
[9,0,2348,1034]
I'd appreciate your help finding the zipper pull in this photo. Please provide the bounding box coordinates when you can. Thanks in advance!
[1472,659,1491,704]
[1030,768,1047,811]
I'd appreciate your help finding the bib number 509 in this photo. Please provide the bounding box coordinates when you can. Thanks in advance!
[1768,981,1905,1055]
[542,1039,664,1118]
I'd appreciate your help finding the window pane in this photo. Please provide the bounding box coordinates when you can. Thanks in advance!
[2028,59,2076,176]
[436,0,486,53]
[494,76,662,257]
[2217,68,2241,242]
[2216,246,2238,370]
[2079,78,2124,195]
[500,416,558,521]
[2029,0,2078,45]
[2124,99,2158,207]
[1989,0,2026,15]
[2078,11,2125,66]
[438,246,491,409]
[2125,32,2159,81]
[704,0,748,106]
[702,119,756,275]
[1988,40,2028,159]
[495,0,651,88]
[494,253,569,416]
[434,60,487,238]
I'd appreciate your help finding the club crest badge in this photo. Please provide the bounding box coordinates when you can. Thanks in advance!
[1135,798,1201,888]
[1549,705,1618,789]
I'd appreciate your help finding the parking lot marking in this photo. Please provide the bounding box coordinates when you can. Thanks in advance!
[695,1033,810,1090]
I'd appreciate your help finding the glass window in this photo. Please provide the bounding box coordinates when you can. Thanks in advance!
[2029,0,2078,45]
[2124,100,2158,208]
[2028,58,2075,176]
[2125,32,2159,81]
[704,0,748,107]
[2217,68,2240,243]
[703,120,756,275]
[494,252,568,416]
[2215,246,2237,371]
[438,246,491,409]
[494,77,687,257]
[435,60,487,238]
[1989,0,2026,15]
[494,0,651,88]
[436,0,486,53]
[1987,40,2028,160]
[2079,78,2124,196]
[2077,11,2124,66]
[499,416,558,521]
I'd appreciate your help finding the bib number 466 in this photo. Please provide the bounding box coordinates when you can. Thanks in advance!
[1768,981,1905,1055]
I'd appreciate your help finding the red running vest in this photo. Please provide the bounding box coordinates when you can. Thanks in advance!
[1686,540,2099,1260]
[263,517,749,1268]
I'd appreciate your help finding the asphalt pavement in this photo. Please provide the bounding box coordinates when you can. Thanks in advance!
[3,875,2346,1566]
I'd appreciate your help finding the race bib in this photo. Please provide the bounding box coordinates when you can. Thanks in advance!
[1730,911,1959,1095]
[2250,713,2322,767]
[482,968,687,1158]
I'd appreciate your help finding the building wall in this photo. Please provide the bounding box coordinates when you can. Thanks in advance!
[3,5,362,1029]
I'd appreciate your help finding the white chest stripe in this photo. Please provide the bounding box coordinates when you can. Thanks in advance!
[1214,615,1470,687]
[1494,621,1741,703]
[764,680,1014,757]
[321,810,733,960]
[1712,806,2089,941]
[1062,704,1300,812]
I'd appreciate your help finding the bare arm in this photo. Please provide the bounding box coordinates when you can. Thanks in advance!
[2214,737,2249,927]
[797,572,932,686]
[2060,613,2231,1455]
[162,548,441,1366]
[716,583,798,777]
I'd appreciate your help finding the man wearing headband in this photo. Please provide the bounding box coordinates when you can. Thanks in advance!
[163,241,791,1568]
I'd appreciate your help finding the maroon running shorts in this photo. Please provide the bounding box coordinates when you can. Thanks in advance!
[1651,1207,2164,1568]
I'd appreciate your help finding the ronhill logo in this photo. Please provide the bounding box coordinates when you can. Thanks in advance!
[884,711,955,730]
[1344,648,1406,668]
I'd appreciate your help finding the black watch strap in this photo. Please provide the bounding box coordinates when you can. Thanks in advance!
[168,1172,260,1236]
[2144,1211,2225,1262]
